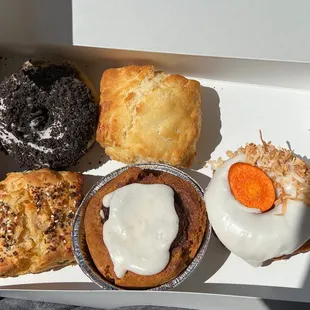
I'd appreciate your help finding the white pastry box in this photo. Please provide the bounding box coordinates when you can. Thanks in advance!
[1,0,310,309]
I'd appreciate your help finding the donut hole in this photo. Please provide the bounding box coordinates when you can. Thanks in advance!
[28,106,49,132]
[9,104,50,137]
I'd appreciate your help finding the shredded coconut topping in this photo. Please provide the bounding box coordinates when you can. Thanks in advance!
[207,132,310,211]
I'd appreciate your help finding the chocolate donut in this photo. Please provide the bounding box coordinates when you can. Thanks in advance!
[0,61,98,169]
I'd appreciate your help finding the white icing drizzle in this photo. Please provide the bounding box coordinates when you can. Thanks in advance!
[37,127,53,139]
[27,142,53,153]
[102,183,179,278]
[36,120,65,141]
[0,125,23,146]
[0,124,54,154]
[0,98,5,109]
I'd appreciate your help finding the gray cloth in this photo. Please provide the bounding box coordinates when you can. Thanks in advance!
[1,298,310,310]
[0,298,190,310]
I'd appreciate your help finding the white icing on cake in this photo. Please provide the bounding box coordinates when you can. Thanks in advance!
[102,183,179,278]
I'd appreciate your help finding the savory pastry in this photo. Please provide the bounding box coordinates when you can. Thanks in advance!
[96,65,201,167]
[0,169,83,277]
[204,134,310,266]
[84,167,206,288]
[0,61,98,170]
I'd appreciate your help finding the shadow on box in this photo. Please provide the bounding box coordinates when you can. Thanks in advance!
[192,86,222,170]
[175,84,229,293]
[0,282,100,291]
[0,152,24,181]
[176,174,231,293]
[71,143,110,174]
[0,0,73,46]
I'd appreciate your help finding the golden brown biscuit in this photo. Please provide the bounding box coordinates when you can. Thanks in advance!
[0,169,83,277]
[96,65,201,167]
[84,167,207,288]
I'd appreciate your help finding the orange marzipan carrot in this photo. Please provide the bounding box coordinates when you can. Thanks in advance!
[228,162,276,212]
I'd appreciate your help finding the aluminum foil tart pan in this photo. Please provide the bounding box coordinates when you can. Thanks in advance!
[72,163,211,291]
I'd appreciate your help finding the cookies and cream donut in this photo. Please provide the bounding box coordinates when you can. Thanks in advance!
[0,61,98,169]
[204,135,310,266]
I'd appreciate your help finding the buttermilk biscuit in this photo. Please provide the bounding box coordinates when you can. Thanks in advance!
[96,65,201,167]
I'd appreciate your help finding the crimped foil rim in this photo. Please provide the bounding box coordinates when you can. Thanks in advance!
[72,163,211,291]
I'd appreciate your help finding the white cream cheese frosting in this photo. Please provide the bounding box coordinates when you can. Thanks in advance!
[204,154,310,266]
